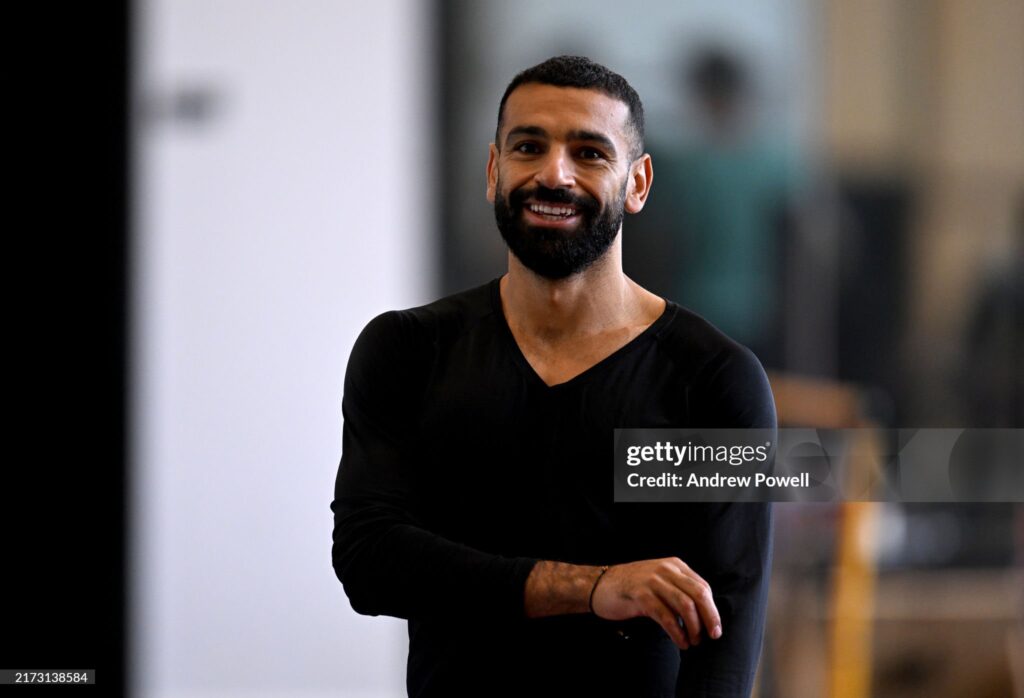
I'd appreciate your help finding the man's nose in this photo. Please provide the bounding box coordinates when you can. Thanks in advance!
[534,147,575,190]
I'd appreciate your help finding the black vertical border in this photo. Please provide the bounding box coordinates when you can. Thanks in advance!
[5,1,129,694]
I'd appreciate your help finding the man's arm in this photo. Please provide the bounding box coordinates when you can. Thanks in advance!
[331,311,538,621]
[675,342,777,697]
[673,502,773,696]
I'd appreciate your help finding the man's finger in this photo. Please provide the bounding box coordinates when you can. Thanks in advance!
[690,580,722,640]
[669,570,722,640]
[651,607,690,650]
[653,579,703,645]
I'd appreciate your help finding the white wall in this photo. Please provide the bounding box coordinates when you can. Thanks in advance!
[132,1,434,696]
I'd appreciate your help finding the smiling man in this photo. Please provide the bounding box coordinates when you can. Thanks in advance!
[332,56,775,697]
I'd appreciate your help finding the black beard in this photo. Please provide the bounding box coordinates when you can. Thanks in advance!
[493,178,626,280]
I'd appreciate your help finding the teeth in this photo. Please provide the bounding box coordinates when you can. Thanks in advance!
[529,203,576,217]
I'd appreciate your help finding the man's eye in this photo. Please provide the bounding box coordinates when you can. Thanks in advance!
[578,148,604,160]
[514,142,540,154]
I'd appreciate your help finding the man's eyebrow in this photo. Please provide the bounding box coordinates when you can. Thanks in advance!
[504,125,548,147]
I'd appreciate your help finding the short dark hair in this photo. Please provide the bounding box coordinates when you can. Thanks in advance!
[495,55,645,160]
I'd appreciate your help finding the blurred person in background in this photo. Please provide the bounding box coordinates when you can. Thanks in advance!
[332,56,774,697]
[642,46,801,369]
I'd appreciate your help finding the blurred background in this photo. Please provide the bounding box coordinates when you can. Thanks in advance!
[7,0,1019,697]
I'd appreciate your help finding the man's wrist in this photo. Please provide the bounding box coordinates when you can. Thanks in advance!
[587,565,611,614]
[523,560,606,618]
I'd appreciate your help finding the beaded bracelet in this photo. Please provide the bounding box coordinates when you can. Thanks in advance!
[588,565,611,614]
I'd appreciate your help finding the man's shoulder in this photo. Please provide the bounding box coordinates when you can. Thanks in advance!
[354,280,498,351]
[657,300,776,428]
[657,300,763,378]
[345,280,499,393]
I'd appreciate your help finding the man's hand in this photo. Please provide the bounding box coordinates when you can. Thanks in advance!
[590,558,721,650]
[523,557,721,650]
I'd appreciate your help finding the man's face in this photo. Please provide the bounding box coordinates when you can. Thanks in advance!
[487,83,645,280]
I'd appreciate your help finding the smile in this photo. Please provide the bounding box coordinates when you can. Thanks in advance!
[527,203,578,219]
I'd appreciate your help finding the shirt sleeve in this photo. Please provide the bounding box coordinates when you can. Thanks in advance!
[676,344,776,697]
[331,311,538,621]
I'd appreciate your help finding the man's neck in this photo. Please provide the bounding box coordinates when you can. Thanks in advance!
[499,240,662,344]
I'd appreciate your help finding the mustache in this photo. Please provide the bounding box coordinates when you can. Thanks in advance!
[509,185,599,214]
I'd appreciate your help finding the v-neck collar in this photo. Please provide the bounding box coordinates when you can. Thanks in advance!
[489,277,676,390]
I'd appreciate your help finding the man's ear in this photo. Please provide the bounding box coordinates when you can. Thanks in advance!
[625,153,653,214]
[486,143,498,203]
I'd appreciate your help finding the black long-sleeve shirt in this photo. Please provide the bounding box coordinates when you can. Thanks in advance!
[332,279,775,697]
